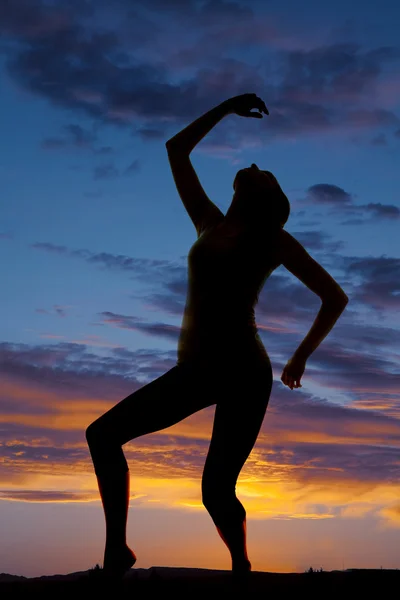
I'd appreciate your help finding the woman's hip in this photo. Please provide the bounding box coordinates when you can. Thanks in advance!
[177,345,273,405]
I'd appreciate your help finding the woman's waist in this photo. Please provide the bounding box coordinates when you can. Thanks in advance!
[181,307,256,331]
[179,324,259,343]
[177,327,268,359]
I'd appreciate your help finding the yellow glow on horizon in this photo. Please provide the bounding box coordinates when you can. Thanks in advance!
[2,470,400,529]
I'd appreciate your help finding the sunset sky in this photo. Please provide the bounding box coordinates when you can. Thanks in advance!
[1,0,400,578]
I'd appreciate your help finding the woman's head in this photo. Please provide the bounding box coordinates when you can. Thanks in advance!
[230,163,290,228]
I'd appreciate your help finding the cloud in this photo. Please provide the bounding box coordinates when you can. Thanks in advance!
[30,241,182,281]
[2,1,399,145]
[307,184,353,205]
[136,127,166,141]
[41,123,96,150]
[41,123,115,155]
[363,203,400,219]
[100,311,181,341]
[93,163,119,180]
[64,123,96,145]
[1,332,400,523]
[341,256,400,311]
[346,108,398,128]
[92,160,140,179]
[31,242,69,255]
[304,183,399,223]
[278,44,400,105]
[0,0,73,38]
[35,305,72,318]
[290,230,346,253]
[124,159,140,175]
[0,490,97,503]
[29,231,400,326]
[371,133,387,146]
[41,137,68,150]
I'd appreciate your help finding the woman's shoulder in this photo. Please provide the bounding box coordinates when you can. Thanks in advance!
[270,227,297,268]
[275,228,313,270]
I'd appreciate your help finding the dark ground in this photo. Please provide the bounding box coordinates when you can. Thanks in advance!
[1,566,399,598]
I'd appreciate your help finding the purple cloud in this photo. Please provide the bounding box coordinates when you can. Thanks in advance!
[41,123,115,155]
[35,305,69,317]
[342,256,400,311]
[1,1,399,144]
[30,234,400,325]
[0,314,399,510]
[307,184,353,205]
[31,241,181,280]
[305,184,398,222]
[1,336,400,490]
[136,127,166,140]
[364,203,400,219]
[0,490,96,502]
[100,311,181,341]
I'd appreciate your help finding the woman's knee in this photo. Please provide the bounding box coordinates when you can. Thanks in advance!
[85,418,103,447]
[202,485,246,523]
[202,477,233,511]
[86,413,127,449]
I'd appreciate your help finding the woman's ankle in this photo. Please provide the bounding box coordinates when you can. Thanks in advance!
[105,538,127,550]
[232,557,251,573]
[103,544,136,572]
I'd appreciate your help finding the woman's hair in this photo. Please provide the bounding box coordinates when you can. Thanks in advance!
[275,188,291,227]
[262,171,290,228]
[232,168,291,229]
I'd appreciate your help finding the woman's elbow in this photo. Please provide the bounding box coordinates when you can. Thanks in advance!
[165,137,177,149]
[165,136,188,154]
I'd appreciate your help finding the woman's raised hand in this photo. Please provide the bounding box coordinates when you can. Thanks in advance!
[225,93,269,118]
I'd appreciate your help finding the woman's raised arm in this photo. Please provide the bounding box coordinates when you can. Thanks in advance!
[165,93,268,155]
[165,94,268,235]
[165,100,232,155]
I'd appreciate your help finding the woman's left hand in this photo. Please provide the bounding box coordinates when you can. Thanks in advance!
[224,93,269,118]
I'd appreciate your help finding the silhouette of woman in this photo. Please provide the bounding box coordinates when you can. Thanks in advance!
[86,94,348,580]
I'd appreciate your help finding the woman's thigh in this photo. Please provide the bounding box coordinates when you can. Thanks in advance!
[90,363,218,446]
[202,360,273,486]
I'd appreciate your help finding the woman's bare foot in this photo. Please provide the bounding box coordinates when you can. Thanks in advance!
[231,559,252,591]
[103,543,136,578]
[232,558,251,574]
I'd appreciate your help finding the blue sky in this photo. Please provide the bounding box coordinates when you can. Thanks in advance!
[1,0,400,577]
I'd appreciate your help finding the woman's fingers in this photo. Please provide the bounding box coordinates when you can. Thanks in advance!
[254,95,269,115]
[259,99,269,115]
[281,371,302,390]
[232,93,269,118]
[248,94,268,117]
[243,109,263,119]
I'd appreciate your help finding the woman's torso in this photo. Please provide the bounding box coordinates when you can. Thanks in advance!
[177,218,282,369]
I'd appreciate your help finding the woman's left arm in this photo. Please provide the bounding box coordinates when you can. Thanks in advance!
[165,100,232,154]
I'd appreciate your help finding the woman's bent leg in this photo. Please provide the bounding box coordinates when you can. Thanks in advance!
[85,363,215,575]
[201,362,273,573]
